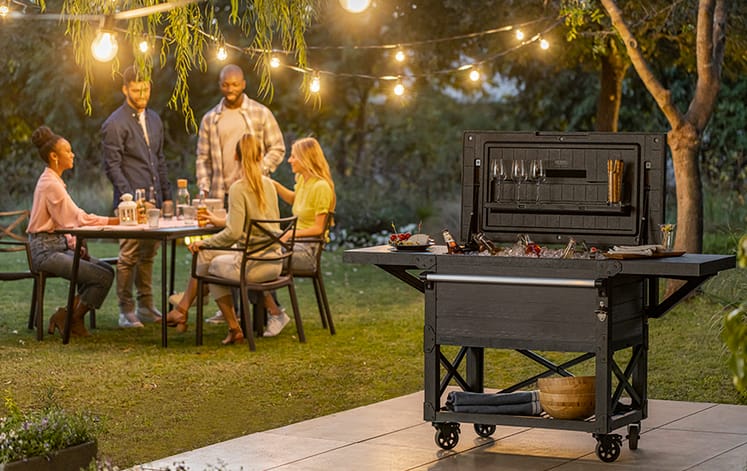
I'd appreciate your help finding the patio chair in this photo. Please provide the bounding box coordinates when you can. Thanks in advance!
[292,211,335,335]
[0,210,43,339]
[191,216,304,351]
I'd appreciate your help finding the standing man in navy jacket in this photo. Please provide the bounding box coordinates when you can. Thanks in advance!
[102,66,172,328]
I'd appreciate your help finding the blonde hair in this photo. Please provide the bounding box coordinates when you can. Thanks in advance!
[236,134,267,212]
[291,137,336,211]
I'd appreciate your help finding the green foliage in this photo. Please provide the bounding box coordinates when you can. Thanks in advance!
[0,393,102,463]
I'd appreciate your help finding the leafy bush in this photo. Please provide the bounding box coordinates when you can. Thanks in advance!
[0,394,102,463]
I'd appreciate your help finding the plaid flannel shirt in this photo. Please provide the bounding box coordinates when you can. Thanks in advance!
[195,94,285,201]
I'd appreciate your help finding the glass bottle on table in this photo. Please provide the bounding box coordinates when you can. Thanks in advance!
[135,188,147,224]
[176,179,190,222]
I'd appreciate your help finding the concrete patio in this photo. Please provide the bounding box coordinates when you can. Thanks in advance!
[139,391,747,471]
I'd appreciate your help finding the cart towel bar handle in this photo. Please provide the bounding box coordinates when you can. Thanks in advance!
[424,273,596,288]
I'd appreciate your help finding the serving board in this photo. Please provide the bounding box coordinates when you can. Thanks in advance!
[603,250,685,260]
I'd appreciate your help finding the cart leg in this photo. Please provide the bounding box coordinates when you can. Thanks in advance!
[593,433,622,462]
[433,422,460,450]
[626,422,641,450]
[474,423,496,438]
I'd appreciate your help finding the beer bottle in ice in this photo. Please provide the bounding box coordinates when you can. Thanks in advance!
[442,229,464,254]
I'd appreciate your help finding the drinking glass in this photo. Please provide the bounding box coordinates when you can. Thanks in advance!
[530,159,547,204]
[491,159,507,202]
[512,159,528,203]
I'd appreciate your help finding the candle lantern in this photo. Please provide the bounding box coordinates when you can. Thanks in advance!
[118,193,138,225]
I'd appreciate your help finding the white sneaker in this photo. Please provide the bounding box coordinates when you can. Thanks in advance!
[137,306,162,323]
[169,291,209,307]
[263,310,290,337]
[119,311,144,328]
[206,311,226,324]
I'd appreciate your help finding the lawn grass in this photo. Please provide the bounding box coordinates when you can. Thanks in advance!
[0,241,745,467]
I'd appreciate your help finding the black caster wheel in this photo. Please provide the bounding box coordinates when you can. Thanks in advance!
[626,423,640,450]
[433,422,460,450]
[474,423,496,438]
[594,434,622,462]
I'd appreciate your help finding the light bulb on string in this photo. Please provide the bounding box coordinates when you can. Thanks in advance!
[0,3,9,17]
[216,43,228,61]
[270,56,281,68]
[469,69,480,82]
[91,16,118,62]
[515,29,525,41]
[394,48,406,63]
[309,74,321,94]
[540,38,549,50]
[393,80,405,97]
[138,36,150,53]
[339,0,371,13]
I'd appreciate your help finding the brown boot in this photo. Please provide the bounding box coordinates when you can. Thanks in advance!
[70,310,91,337]
[47,307,67,336]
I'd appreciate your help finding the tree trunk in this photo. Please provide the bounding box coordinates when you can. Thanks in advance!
[669,123,704,253]
[595,41,628,132]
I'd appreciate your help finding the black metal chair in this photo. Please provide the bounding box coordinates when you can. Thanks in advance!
[292,211,335,335]
[191,216,303,351]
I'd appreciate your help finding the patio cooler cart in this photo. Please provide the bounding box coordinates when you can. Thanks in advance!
[343,131,735,462]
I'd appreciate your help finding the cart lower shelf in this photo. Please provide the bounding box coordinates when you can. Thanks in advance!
[432,417,641,463]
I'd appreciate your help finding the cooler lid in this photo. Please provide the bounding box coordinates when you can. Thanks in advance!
[459,131,667,248]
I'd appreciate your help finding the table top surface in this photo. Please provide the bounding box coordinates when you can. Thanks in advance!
[55,218,221,240]
[343,245,736,278]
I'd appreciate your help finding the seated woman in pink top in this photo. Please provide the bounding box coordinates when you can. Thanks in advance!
[27,126,119,337]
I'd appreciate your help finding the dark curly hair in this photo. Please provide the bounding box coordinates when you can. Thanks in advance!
[31,125,62,164]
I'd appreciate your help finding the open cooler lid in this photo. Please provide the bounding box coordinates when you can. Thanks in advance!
[459,131,667,248]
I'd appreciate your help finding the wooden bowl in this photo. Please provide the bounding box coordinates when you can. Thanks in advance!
[539,391,595,420]
[537,376,595,394]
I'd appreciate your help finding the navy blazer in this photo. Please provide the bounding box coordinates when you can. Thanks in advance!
[101,102,172,210]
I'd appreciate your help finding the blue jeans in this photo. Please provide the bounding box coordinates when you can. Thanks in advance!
[29,233,115,309]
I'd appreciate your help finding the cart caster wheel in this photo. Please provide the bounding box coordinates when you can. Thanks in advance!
[433,422,460,450]
[594,434,622,462]
[626,423,640,450]
[474,423,496,438]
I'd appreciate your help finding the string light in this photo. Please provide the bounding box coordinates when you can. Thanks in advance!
[394,48,406,63]
[540,38,550,50]
[216,42,228,61]
[393,80,405,96]
[469,68,480,82]
[138,36,150,53]
[339,0,371,13]
[270,55,281,68]
[91,16,118,62]
[0,2,9,17]
[309,73,321,93]
[515,29,525,41]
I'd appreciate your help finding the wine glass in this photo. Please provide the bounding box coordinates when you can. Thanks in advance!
[491,159,507,202]
[530,159,547,204]
[512,159,528,203]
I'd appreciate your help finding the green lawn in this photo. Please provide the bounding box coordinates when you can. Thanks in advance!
[0,241,745,467]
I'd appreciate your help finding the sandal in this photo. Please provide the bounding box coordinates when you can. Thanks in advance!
[166,306,188,332]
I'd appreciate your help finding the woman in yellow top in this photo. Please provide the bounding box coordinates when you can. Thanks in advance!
[264,137,336,337]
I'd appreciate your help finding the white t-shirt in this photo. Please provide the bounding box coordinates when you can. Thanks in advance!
[218,107,250,192]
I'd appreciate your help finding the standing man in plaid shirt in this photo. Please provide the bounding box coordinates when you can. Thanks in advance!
[196,64,285,204]
[192,63,286,324]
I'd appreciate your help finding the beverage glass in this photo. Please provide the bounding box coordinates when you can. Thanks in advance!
[530,159,547,204]
[147,208,161,228]
[659,224,676,251]
[512,159,527,203]
[491,159,507,202]
[161,201,174,219]
[182,206,196,225]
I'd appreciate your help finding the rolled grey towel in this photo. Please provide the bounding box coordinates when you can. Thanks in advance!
[450,401,541,416]
[446,390,538,407]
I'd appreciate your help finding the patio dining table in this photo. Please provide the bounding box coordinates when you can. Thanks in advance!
[55,218,220,346]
